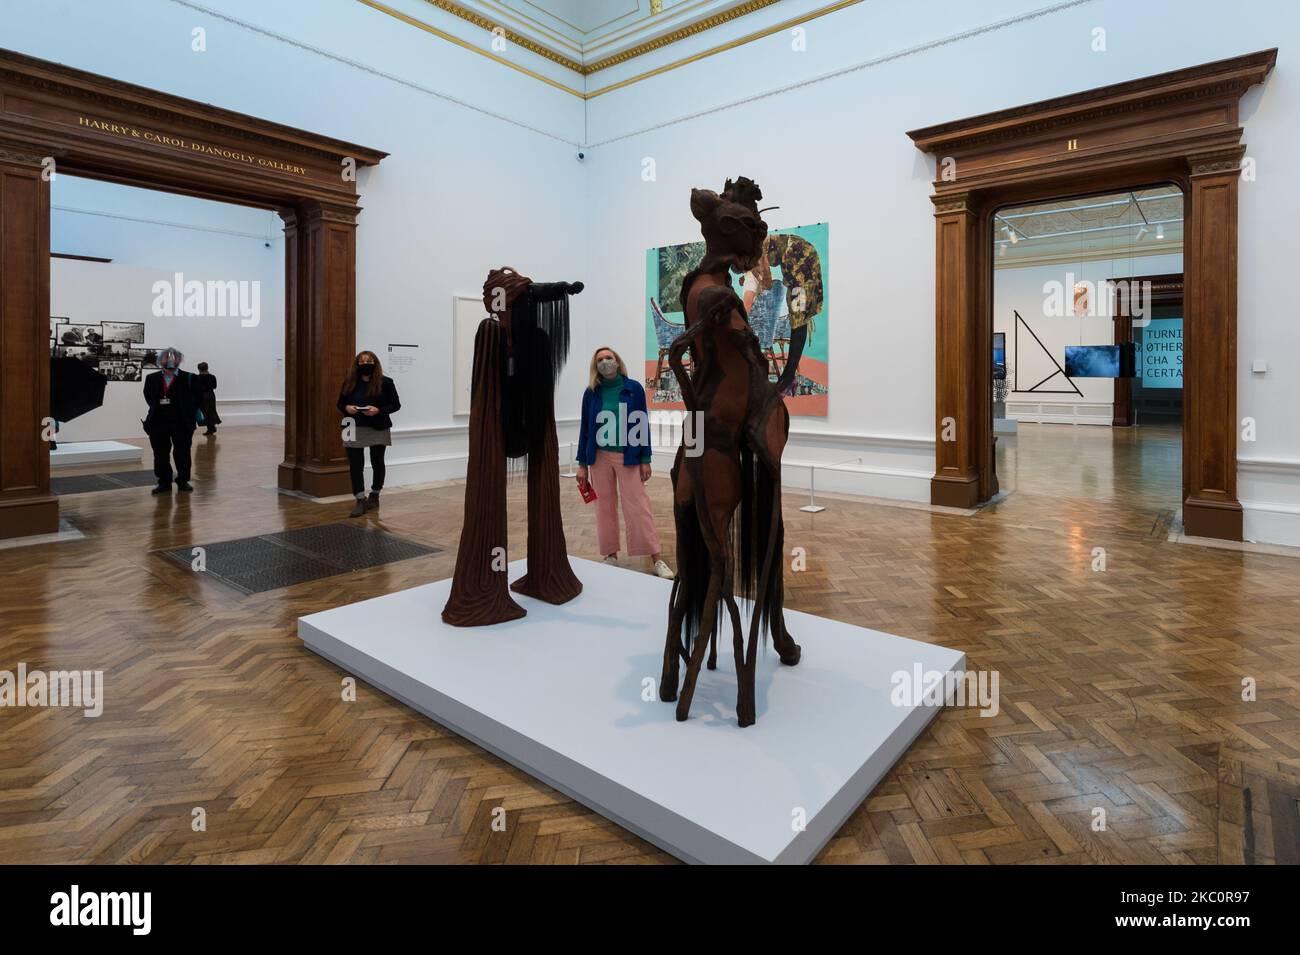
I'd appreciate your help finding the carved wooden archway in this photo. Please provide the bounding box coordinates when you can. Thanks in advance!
[0,50,386,538]
[908,49,1275,541]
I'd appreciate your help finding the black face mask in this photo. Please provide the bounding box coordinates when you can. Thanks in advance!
[358,364,375,377]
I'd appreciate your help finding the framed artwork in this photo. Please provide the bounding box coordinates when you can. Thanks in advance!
[452,294,486,417]
[644,222,829,416]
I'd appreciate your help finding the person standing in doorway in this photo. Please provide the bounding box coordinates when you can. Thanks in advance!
[143,346,198,494]
[194,361,222,436]
[576,346,674,579]
[338,350,400,518]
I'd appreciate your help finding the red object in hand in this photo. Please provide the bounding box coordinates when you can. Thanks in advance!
[577,478,597,504]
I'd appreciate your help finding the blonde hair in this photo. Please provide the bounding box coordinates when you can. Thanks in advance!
[588,346,628,392]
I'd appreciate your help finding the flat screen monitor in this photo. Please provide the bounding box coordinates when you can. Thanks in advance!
[1065,343,1136,378]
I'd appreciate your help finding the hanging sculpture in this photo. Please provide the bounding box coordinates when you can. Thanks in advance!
[442,267,584,627]
[659,178,801,727]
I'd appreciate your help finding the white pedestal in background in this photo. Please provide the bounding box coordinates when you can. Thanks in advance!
[299,557,964,864]
[50,440,143,469]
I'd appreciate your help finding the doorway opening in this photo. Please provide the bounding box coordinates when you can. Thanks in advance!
[991,186,1184,519]
[0,49,385,539]
[48,176,286,504]
[906,49,1275,541]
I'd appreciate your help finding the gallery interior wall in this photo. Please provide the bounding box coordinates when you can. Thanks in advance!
[8,0,1300,545]
[581,0,1300,545]
[8,0,593,488]
[51,177,285,442]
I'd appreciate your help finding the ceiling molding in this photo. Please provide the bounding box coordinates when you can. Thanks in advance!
[582,0,784,74]
[357,0,868,98]
[416,0,585,72]
[356,0,587,97]
[585,0,864,97]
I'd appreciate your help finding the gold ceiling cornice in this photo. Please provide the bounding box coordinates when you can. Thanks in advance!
[356,0,586,96]
[412,0,789,76]
[357,0,868,98]
[418,0,584,72]
[583,0,782,74]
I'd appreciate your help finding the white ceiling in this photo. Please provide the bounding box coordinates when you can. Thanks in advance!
[994,188,1184,267]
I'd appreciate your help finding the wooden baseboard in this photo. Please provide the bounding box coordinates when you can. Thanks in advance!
[279,464,352,498]
[1183,496,1243,541]
[930,473,980,509]
[0,495,60,539]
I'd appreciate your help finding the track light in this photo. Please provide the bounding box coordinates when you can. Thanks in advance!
[1136,224,1148,240]
[1156,223,1164,240]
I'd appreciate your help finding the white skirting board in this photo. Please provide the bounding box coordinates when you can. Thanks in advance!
[299,557,964,864]
[49,440,143,469]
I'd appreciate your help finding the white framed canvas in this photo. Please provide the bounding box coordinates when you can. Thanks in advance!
[453,295,486,417]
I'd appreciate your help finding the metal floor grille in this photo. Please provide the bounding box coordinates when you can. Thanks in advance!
[157,522,441,595]
[52,470,159,495]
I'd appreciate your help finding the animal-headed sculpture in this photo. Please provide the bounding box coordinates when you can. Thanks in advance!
[660,178,801,727]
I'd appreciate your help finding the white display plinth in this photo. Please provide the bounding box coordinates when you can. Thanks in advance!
[299,557,964,864]
[50,440,143,469]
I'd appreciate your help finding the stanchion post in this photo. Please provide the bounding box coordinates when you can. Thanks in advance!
[800,463,826,513]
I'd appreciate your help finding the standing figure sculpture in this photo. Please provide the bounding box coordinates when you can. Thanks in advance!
[660,178,801,727]
[442,268,584,627]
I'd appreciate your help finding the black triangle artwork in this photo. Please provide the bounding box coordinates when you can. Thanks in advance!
[1012,310,1084,396]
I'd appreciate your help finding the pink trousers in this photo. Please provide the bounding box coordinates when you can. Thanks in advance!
[590,450,662,557]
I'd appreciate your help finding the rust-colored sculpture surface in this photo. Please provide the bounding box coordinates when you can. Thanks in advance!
[442,267,584,627]
[660,178,801,727]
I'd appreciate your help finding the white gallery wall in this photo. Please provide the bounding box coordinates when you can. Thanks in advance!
[8,0,1300,544]
[51,177,285,442]
[7,0,592,488]
[581,0,1300,544]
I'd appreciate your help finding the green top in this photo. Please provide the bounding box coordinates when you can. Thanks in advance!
[596,374,625,453]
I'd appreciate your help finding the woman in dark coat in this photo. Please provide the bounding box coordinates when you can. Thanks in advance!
[337,350,401,517]
[194,361,222,436]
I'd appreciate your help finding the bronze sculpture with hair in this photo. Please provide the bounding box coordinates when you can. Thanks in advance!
[659,178,801,727]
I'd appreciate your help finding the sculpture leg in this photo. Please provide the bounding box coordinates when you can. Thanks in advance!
[660,577,685,702]
[676,492,734,722]
[443,320,526,627]
[511,410,582,604]
[661,451,694,701]
[675,561,720,722]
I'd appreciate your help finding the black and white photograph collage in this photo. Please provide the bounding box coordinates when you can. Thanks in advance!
[50,316,157,382]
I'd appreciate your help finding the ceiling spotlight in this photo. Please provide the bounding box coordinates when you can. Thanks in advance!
[998,242,1007,257]
[1009,230,1019,244]
[1136,224,1149,240]
[1156,223,1165,240]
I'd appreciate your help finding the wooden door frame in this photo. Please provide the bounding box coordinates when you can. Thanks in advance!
[0,50,386,539]
[908,49,1276,541]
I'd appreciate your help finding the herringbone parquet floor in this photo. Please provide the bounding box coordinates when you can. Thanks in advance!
[1,424,1297,864]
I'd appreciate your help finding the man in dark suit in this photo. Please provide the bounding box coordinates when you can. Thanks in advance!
[143,346,198,494]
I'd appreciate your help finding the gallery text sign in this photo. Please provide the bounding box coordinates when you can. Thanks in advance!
[77,116,308,176]
[1141,318,1183,388]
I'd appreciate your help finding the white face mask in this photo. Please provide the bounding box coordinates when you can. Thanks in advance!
[597,357,618,378]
